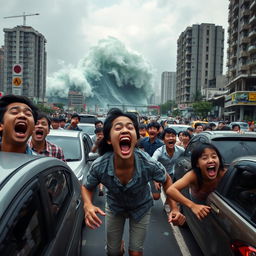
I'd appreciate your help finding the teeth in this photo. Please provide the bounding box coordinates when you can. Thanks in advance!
[120,137,130,142]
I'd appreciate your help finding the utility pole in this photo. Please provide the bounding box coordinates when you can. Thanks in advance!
[4,12,39,26]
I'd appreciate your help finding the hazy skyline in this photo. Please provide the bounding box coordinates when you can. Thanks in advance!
[0,0,229,89]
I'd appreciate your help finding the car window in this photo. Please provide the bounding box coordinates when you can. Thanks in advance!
[83,135,92,160]
[44,170,71,223]
[226,166,256,223]
[0,182,46,255]
[212,140,256,165]
[47,136,81,161]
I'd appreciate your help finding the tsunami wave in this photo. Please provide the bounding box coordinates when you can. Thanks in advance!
[46,37,154,107]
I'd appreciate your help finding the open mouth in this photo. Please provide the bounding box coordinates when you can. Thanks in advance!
[14,122,27,136]
[207,166,217,177]
[168,141,175,145]
[119,137,131,155]
[35,129,44,139]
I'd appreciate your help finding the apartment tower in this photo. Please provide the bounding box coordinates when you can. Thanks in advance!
[226,0,256,121]
[3,26,47,102]
[161,71,176,104]
[176,23,224,105]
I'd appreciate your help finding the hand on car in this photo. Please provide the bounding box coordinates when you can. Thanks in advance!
[191,204,211,220]
[168,209,186,226]
[84,205,106,229]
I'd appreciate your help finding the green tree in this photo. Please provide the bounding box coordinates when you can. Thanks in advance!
[160,100,176,115]
[192,101,213,119]
[172,108,182,117]
[192,89,203,102]
[36,104,54,114]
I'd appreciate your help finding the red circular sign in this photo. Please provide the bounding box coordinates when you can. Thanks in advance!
[13,65,22,74]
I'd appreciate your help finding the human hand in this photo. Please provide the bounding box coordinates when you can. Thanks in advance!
[168,209,186,226]
[84,205,106,229]
[191,204,211,220]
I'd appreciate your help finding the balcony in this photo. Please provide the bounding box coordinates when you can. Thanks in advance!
[249,15,256,25]
[248,57,256,66]
[248,45,256,53]
[240,21,250,31]
[249,0,256,10]
[239,51,249,58]
[239,37,250,45]
[248,30,256,39]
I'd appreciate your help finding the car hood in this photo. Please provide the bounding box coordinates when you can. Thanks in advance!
[66,160,85,182]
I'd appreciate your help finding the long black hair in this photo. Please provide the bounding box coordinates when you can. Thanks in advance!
[191,143,224,188]
[98,108,140,155]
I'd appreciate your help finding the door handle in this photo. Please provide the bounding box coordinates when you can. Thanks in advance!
[210,203,220,214]
[76,199,81,210]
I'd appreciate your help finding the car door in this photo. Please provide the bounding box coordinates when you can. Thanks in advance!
[205,161,256,255]
[0,179,48,256]
[42,166,83,256]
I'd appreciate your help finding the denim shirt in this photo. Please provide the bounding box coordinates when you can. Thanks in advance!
[139,137,164,156]
[152,145,184,176]
[84,148,167,221]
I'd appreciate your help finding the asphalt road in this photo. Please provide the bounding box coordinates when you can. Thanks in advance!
[81,192,203,256]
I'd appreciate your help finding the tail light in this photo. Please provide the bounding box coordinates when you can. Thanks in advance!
[231,241,256,256]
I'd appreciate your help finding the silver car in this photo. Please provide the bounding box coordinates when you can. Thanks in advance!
[47,130,95,183]
[0,152,84,255]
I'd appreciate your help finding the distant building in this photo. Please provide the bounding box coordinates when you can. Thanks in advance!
[176,23,224,104]
[3,26,47,102]
[225,0,256,121]
[161,71,176,104]
[0,47,4,93]
[68,90,85,111]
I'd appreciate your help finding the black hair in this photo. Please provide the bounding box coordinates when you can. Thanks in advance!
[95,119,103,126]
[191,143,224,189]
[194,123,203,129]
[203,125,212,131]
[232,124,240,130]
[139,123,147,130]
[162,127,177,139]
[37,112,51,129]
[98,108,140,155]
[71,113,80,121]
[94,127,103,134]
[51,117,60,123]
[182,131,192,139]
[147,121,160,130]
[187,127,194,132]
[0,94,38,124]
[59,117,66,122]
[178,131,184,137]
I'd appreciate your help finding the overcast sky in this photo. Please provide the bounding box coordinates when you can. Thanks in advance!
[0,0,229,88]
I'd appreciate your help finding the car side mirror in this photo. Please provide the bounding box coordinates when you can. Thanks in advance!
[88,152,99,162]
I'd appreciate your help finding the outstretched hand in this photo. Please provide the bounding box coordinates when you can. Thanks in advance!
[168,209,186,226]
[84,205,106,229]
[191,204,211,220]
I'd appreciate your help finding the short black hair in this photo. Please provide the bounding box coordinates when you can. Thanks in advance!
[99,108,140,155]
[51,117,60,123]
[147,121,160,130]
[139,124,147,130]
[162,128,177,139]
[71,113,80,121]
[182,131,192,139]
[232,124,240,130]
[187,127,194,132]
[194,123,203,129]
[0,94,38,124]
[95,119,103,126]
[38,112,51,129]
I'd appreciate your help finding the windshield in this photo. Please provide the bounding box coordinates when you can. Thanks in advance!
[212,140,256,165]
[47,136,81,161]
[78,125,95,135]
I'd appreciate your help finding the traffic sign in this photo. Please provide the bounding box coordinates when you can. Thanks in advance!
[12,77,22,86]
[12,64,23,75]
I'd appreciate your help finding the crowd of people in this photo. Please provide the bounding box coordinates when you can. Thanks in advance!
[0,94,250,256]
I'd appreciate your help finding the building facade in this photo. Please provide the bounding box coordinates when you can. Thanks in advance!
[161,71,176,104]
[68,90,85,112]
[225,0,256,121]
[176,23,224,104]
[0,47,4,93]
[3,26,47,102]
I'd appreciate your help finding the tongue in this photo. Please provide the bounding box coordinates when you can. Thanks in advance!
[121,145,130,154]
[208,169,216,177]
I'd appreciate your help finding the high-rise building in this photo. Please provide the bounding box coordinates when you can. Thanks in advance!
[161,71,176,104]
[68,90,85,111]
[176,23,224,104]
[225,0,256,121]
[0,47,4,93]
[3,26,47,102]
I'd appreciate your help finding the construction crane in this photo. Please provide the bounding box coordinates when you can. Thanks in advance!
[4,12,39,26]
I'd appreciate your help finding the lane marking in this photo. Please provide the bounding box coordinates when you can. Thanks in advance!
[161,192,192,256]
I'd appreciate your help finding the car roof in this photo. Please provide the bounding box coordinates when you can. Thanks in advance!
[0,152,43,186]
[48,129,82,138]
[195,130,256,138]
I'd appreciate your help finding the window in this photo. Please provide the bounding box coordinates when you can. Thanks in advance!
[226,167,256,221]
[0,183,46,256]
[44,170,71,223]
